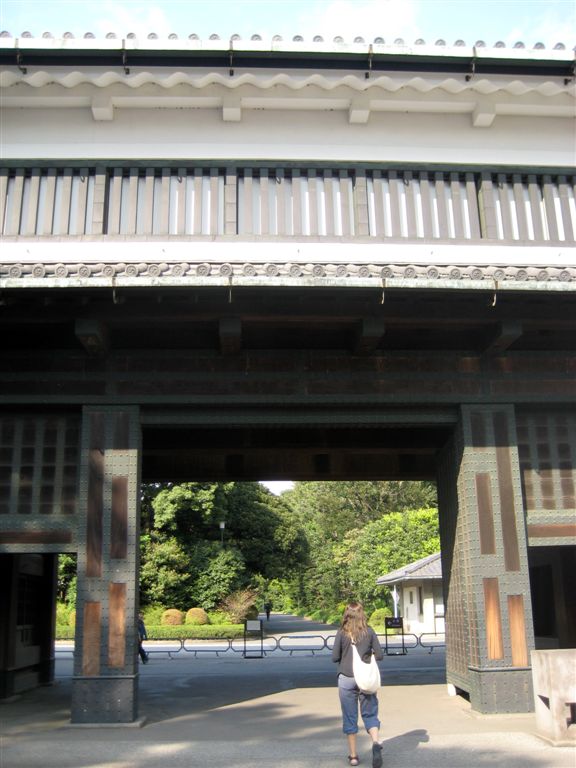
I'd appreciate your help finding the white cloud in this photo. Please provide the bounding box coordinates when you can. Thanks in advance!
[300,0,421,42]
[94,2,173,38]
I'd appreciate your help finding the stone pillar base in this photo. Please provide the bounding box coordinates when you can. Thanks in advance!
[468,668,534,713]
[71,676,139,724]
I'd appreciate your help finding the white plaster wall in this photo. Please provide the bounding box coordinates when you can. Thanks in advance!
[3,107,575,167]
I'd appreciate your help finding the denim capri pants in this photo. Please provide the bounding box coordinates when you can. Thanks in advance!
[338,674,380,734]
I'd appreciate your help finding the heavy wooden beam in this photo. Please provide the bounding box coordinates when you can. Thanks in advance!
[219,317,242,355]
[75,318,109,356]
[483,320,523,354]
[354,317,386,355]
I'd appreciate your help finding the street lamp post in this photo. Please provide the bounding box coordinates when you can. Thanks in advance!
[219,520,226,546]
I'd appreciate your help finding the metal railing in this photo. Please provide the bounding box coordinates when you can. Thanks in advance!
[55,631,445,658]
[2,165,574,245]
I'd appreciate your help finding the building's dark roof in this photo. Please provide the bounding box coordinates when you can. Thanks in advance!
[376,552,442,585]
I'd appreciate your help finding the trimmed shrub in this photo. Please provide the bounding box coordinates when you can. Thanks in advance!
[369,607,392,628]
[161,608,184,625]
[208,610,233,625]
[185,607,209,626]
[55,626,75,640]
[145,624,243,640]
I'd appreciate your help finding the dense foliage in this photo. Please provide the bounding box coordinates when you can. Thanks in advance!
[139,481,309,611]
[57,479,439,626]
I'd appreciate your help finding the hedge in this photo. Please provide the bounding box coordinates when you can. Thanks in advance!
[55,623,244,641]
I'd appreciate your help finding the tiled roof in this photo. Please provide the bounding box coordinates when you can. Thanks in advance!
[0,31,573,51]
[376,552,442,585]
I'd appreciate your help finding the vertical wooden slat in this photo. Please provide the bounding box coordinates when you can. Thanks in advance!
[111,476,128,560]
[497,173,514,240]
[108,583,127,669]
[466,172,481,239]
[209,167,219,234]
[74,168,89,235]
[82,601,101,676]
[434,172,449,239]
[404,171,418,238]
[8,168,25,235]
[475,473,496,555]
[508,595,528,667]
[260,168,270,235]
[527,175,545,241]
[157,167,170,235]
[478,172,498,240]
[59,167,73,235]
[142,168,155,235]
[494,412,521,572]
[193,168,203,234]
[419,172,433,238]
[557,176,574,241]
[354,169,369,237]
[388,171,404,237]
[292,168,302,235]
[175,167,187,235]
[324,170,335,236]
[91,167,107,235]
[24,168,41,235]
[87,448,104,578]
[339,169,352,236]
[512,174,529,241]
[125,168,139,235]
[0,168,9,233]
[276,168,286,235]
[450,172,465,240]
[372,170,386,237]
[308,169,318,235]
[243,168,253,235]
[224,167,237,235]
[483,577,504,660]
[107,168,123,235]
[542,174,559,241]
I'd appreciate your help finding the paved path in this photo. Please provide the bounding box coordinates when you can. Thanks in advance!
[1,614,574,768]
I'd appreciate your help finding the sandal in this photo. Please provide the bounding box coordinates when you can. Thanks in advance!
[372,743,383,768]
[348,757,359,766]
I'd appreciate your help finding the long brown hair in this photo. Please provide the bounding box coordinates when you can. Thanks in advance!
[340,601,369,642]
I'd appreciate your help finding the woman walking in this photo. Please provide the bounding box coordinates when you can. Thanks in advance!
[332,601,384,767]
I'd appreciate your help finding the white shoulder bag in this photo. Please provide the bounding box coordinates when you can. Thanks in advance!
[351,640,381,694]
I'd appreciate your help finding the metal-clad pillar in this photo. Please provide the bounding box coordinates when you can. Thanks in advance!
[71,407,141,724]
[438,405,535,713]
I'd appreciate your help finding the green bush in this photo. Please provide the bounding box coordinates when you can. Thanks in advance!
[161,608,184,625]
[369,607,392,628]
[208,610,233,625]
[142,605,165,626]
[55,626,75,640]
[145,624,243,640]
[185,607,209,625]
[56,603,70,627]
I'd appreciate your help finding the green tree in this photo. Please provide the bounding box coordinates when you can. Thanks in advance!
[339,508,440,611]
[139,481,308,610]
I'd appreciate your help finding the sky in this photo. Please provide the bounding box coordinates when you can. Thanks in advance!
[1,0,574,48]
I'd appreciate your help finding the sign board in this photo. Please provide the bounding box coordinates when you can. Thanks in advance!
[385,617,404,630]
[245,620,262,632]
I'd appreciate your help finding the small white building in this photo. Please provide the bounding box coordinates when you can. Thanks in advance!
[377,553,444,635]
